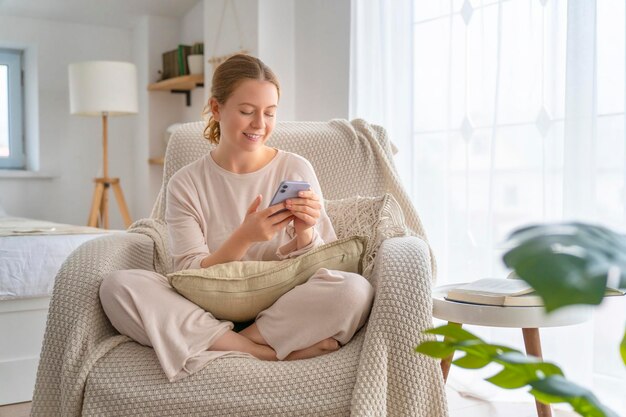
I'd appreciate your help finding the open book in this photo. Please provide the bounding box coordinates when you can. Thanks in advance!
[445,277,626,307]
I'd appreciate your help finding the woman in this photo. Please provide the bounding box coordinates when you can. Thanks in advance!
[99,54,374,383]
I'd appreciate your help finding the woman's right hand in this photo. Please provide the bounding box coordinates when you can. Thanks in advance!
[236,195,294,243]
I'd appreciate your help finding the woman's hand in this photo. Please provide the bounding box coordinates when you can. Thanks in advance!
[237,195,294,243]
[285,189,321,237]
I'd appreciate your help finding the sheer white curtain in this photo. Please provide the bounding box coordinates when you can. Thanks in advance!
[349,0,414,192]
[351,0,625,412]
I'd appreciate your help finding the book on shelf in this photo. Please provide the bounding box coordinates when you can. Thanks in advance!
[161,45,191,80]
[161,49,177,80]
[177,44,191,76]
[445,277,626,307]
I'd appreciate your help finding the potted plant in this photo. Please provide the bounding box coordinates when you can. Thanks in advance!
[188,42,204,75]
[416,223,626,417]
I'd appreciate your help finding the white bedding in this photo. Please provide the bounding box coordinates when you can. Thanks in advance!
[0,233,109,300]
[0,217,113,300]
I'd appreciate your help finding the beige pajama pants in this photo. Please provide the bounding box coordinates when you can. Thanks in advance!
[99,267,374,382]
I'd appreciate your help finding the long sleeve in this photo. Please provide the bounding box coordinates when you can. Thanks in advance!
[165,174,210,271]
[163,150,338,268]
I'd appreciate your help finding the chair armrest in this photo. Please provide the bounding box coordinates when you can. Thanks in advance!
[368,236,431,291]
[32,233,154,417]
[352,236,448,417]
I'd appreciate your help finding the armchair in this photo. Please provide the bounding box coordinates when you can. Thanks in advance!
[31,119,448,417]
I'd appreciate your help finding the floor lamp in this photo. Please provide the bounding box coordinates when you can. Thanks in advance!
[69,61,138,229]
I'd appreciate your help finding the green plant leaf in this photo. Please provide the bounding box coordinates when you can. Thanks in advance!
[494,353,563,380]
[425,324,482,342]
[486,368,532,389]
[531,362,564,378]
[489,344,518,354]
[452,353,491,369]
[414,341,456,359]
[452,340,513,365]
[503,223,626,311]
[529,388,568,406]
[529,375,620,417]
[472,343,515,357]
[528,375,587,400]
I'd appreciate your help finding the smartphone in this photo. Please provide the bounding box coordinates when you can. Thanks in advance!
[269,180,311,214]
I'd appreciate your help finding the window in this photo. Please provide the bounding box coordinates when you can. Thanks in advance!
[409,0,625,409]
[0,48,24,169]
[351,1,626,411]
[410,0,624,279]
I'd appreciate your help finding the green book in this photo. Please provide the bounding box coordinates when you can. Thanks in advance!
[177,45,191,76]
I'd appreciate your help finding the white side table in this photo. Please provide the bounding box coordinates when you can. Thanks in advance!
[433,284,593,417]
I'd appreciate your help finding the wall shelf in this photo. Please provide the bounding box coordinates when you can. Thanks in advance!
[147,74,204,106]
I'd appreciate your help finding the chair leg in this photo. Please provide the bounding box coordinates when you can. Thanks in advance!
[522,328,552,417]
[440,322,461,383]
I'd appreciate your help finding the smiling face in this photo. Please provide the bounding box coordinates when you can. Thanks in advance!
[210,79,279,154]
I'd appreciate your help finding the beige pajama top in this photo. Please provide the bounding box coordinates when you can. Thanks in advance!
[165,149,337,270]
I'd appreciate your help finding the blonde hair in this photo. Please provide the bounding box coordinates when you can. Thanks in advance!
[203,54,281,144]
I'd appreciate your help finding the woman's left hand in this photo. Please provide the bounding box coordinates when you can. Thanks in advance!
[285,189,321,236]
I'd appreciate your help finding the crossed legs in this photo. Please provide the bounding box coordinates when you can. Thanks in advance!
[210,268,374,361]
[100,266,374,373]
[210,323,340,361]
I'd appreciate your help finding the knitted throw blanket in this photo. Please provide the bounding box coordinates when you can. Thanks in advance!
[127,218,171,274]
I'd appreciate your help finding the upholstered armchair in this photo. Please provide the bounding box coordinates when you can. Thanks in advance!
[31,119,448,417]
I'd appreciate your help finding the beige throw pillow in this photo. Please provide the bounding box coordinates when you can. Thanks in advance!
[168,236,366,322]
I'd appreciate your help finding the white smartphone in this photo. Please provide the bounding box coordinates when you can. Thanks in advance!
[269,180,311,213]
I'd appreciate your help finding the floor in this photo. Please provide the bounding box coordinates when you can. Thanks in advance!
[445,385,578,417]
[0,402,29,417]
[0,387,579,417]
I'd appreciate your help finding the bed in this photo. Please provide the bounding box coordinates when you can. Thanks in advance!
[0,215,114,405]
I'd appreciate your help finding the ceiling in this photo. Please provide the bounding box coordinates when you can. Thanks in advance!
[0,0,200,29]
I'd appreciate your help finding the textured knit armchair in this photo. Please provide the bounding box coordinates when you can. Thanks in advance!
[31,119,448,417]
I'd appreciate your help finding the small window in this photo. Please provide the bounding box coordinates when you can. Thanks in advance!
[0,49,24,169]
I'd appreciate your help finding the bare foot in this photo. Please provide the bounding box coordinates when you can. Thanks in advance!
[284,338,341,361]
[209,330,278,361]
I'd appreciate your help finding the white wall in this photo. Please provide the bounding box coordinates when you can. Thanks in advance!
[202,0,351,122]
[181,1,204,52]
[204,0,259,107]
[133,7,206,220]
[142,15,182,218]
[180,0,205,123]
[0,15,136,229]
[294,0,351,121]
[0,0,353,225]
[258,0,295,121]
[131,16,152,220]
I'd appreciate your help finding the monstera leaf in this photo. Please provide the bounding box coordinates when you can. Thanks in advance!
[503,223,626,312]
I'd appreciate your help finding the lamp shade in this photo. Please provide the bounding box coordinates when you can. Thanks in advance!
[69,61,138,116]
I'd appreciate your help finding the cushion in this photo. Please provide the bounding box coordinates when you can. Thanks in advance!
[168,236,367,322]
[326,194,413,276]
